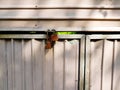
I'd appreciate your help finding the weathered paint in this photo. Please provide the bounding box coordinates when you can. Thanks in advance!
[0,35,84,90]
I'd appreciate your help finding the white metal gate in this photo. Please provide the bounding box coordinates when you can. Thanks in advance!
[85,35,120,90]
[0,34,85,90]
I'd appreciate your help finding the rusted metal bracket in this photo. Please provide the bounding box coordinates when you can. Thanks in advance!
[45,29,58,49]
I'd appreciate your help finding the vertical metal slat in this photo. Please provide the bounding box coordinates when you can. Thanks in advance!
[79,36,85,90]
[85,36,90,90]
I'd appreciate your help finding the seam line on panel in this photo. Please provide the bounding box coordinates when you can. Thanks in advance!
[5,40,8,90]
[78,40,80,90]
[53,47,55,90]
[22,40,25,90]
[78,39,81,90]
[31,39,35,90]
[63,40,65,90]
[111,40,116,90]
[101,39,105,90]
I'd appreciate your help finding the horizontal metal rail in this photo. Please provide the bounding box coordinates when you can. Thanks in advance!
[0,6,120,10]
[0,18,120,21]
[0,27,120,31]
[88,35,120,39]
[0,34,83,39]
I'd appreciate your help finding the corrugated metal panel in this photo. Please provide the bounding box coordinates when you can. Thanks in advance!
[0,7,119,31]
[0,35,84,90]
[0,9,120,19]
[0,22,120,31]
[0,0,120,32]
[0,0,120,7]
[85,35,120,90]
[0,0,37,7]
